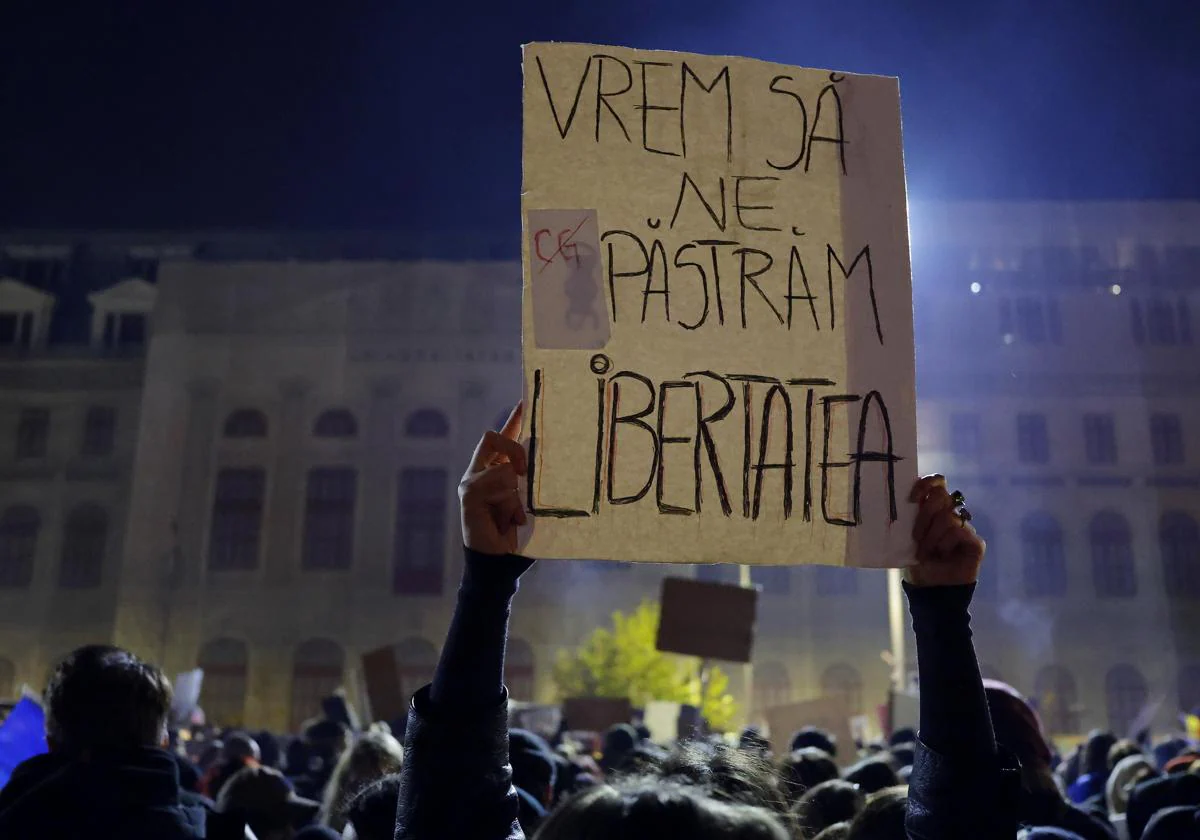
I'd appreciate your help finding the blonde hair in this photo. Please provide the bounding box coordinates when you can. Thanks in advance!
[319,726,404,832]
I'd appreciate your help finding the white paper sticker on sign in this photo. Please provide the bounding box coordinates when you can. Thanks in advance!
[526,208,609,349]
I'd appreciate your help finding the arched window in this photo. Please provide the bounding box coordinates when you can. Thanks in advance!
[197,638,248,728]
[972,513,997,599]
[1034,665,1078,735]
[1106,664,1148,735]
[1021,513,1067,597]
[396,637,438,702]
[404,409,449,439]
[505,638,536,702]
[753,661,792,712]
[1178,664,1200,716]
[1160,512,1200,598]
[314,409,358,439]
[821,663,863,714]
[290,639,344,731]
[59,504,107,589]
[223,409,268,438]
[0,657,14,700]
[1090,511,1137,597]
[0,505,39,588]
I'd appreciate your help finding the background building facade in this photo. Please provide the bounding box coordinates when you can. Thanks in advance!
[0,205,1197,736]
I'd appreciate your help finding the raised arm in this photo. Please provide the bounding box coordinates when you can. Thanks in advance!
[903,475,1019,840]
[395,405,530,840]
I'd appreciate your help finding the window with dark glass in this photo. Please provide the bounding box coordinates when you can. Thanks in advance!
[1016,413,1049,464]
[405,409,449,438]
[302,467,357,570]
[1150,413,1185,465]
[949,412,982,461]
[15,408,49,459]
[223,409,268,439]
[1021,512,1067,597]
[393,468,448,595]
[1160,512,1200,598]
[58,505,107,589]
[1083,414,1117,464]
[313,409,358,439]
[1089,511,1137,598]
[81,406,116,457]
[0,506,39,588]
[208,468,265,571]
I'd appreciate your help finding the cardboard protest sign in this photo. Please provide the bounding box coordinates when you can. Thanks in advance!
[562,696,632,733]
[360,646,406,725]
[764,696,856,759]
[656,577,758,663]
[171,669,204,727]
[520,43,916,568]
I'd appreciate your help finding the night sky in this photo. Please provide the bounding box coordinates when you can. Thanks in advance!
[2,1,1198,231]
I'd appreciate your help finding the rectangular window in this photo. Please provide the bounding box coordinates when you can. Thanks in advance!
[81,406,116,457]
[1148,300,1178,345]
[1083,414,1117,465]
[393,468,447,595]
[1014,298,1047,343]
[302,467,357,570]
[15,408,49,459]
[1131,300,1146,345]
[949,413,982,461]
[208,468,265,570]
[1150,414,1185,466]
[1016,413,1050,464]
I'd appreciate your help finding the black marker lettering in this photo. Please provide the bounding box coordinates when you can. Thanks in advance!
[527,368,590,518]
[635,60,681,156]
[752,384,794,520]
[733,175,781,232]
[655,381,696,514]
[766,75,808,171]
[607,371,659,505]
[594,54,633,144]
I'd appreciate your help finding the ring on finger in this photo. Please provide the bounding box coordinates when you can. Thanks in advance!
[956,504,973,527]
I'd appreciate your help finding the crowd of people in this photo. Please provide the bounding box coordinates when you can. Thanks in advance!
[0,406,1198,839]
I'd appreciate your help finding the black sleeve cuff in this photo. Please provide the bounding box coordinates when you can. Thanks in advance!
[461,547,534,600]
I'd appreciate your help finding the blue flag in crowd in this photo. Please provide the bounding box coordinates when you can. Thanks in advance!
[0,698,48,790]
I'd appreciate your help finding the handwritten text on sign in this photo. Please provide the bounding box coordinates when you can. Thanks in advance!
[520,44,917,567]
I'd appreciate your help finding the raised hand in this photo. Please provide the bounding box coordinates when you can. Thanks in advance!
[905,474,985,588]
[459,403,528,555]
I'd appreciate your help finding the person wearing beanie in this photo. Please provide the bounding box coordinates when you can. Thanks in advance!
[791,726,838,759]
[1126,773,1200,840]
[979,681,1117,840]
[599,723,639,774]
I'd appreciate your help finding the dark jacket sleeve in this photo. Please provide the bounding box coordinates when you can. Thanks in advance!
[394,548,532,840]
[903,582,1021,840]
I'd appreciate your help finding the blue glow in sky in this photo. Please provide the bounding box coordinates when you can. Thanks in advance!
[1,0,1197,229]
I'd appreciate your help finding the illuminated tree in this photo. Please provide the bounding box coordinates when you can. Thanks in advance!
[551,601,739,731]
